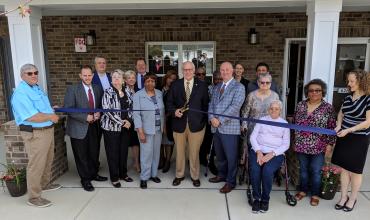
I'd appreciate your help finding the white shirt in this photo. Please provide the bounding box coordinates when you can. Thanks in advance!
[98,73,110,91]
[222,77,233,91]
[82,83,96,108]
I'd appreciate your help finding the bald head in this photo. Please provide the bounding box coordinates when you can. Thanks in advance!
[220,62,234,82]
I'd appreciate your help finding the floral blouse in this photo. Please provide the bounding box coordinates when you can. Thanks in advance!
[293,100,336,155]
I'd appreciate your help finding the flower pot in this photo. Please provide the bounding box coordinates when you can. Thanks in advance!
[5,180,27,197]
[320,181,339,200]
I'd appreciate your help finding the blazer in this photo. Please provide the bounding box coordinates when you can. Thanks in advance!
[167,78,209,133]
[92,71,112,91]
[133,89,165,135]
[64,82,103,139]
[208,79,245,135]
[100,86,133,132]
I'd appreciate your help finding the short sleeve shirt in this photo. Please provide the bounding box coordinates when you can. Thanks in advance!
[11,81,54,127]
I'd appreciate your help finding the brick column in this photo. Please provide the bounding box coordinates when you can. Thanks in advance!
[1,117,68,182]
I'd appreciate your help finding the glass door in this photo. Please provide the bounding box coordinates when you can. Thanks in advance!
[333,38,370,112]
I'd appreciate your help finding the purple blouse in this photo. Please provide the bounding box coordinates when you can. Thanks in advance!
[293,100,336,155]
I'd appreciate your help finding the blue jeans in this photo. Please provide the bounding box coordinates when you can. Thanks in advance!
[249,150,284,202]
[297,153,325,196]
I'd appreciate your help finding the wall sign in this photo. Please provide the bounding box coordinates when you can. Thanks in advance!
[74,37,87,53]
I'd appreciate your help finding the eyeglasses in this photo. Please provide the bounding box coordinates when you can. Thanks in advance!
[259,81,271,85]
[308,89,322,93]
[25,71,38,76]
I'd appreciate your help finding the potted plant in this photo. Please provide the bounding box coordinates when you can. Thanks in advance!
[0,162,27,197]
[320,162,341,200]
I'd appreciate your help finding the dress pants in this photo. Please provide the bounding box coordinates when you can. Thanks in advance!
[70,122,99,183]
[249,149,284,202]
[213,130,239,187]
[20,127,54,199]
[173,123,205,180]
[140,130,162,181]
[103,129,129,182]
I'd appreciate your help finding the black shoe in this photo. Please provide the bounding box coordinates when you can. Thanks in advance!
[172,177,185,186]
[191,178,201,187]
[260,201,269,213]
[94,175,108,182]
[81,181,95,192]
[335,197,349,210]
[252,200,260,214]
[140,180,147,189]
[120,176,133,182]
[150,177,161,183]
[112,182,121,188]
[162,161,171,173]
[343,200,357,212]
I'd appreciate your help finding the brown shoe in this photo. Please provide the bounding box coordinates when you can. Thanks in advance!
[310,197,320,206]
[172,177,185,186]
[220,183,234,193]
[209,176,226,183]
[27,197,52,208]
[294,192,307,201]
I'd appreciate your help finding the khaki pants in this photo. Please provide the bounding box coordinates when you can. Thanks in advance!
[21,127,54,199]
[173,124,205,180]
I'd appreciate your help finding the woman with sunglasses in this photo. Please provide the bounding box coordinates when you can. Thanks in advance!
[241,72,279,141]
[293,79,336,206]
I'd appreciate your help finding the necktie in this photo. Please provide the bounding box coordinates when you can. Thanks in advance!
[185,81,191,102]
[88,88,94,109]
[219,83,226,98]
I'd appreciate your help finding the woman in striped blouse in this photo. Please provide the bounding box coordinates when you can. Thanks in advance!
[101,69,133,188]
[332,69,370,212]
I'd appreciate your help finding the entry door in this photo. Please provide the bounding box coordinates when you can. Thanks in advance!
[333,38,370,112]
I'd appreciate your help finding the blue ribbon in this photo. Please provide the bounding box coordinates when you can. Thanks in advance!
[54,107,336,136]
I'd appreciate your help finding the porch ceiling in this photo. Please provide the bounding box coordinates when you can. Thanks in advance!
[1,0,370,16]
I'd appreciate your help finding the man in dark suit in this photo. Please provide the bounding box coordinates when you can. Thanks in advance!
[92,56,112,92]
[167,61,209,187]
[135,58,148,90]
[64,65,108,192]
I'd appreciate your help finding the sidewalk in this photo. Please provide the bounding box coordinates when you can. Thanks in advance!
[1,135,369,220]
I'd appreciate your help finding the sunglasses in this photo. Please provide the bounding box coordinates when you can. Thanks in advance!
[25,71,39,76]
[259,81,271,85]
[308,89,322,93]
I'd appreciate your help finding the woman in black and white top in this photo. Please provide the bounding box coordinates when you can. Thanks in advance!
[332,69,370,212]
[101,69,133,188]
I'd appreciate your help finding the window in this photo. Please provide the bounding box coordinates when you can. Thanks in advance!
[145,41,216,77]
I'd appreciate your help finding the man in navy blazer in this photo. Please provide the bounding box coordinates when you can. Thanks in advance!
[135,58,148,90]
[208,62,245,193]
[167,61,209,187]
[92,56,112,92]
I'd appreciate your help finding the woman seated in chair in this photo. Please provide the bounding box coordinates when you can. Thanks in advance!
[249,100,290,214]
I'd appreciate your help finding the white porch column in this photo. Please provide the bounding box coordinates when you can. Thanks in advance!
[304,0,342,103]
[6,6,48,92]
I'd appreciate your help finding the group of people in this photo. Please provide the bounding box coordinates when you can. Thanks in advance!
[11,58,370,213]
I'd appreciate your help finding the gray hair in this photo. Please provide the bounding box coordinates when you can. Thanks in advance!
[20,64,37,77]
[111,69,125,79]
[124,70,136,79]
[183,61,195,71]
[269,100,283,110]
[258,72,272,82]
[94,56,106,64]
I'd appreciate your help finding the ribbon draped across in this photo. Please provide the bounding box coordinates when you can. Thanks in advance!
[55,107,336,136]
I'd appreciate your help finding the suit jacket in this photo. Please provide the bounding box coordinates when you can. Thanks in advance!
[133,89,165,135]
[64,82,103,139]
[167,78,209,133]
[92,71,112,91]
[134,72,148,91]
[208,79,245,135]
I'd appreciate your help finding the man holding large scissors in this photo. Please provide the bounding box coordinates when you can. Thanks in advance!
[167,61,209,187]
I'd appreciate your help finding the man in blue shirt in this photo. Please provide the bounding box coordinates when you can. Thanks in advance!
[11,64,60,208]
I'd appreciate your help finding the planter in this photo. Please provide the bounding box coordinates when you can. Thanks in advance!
[320,181,339,200]
[5,180,27,197]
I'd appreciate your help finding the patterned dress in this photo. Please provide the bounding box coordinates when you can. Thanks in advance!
[293,100,337,155]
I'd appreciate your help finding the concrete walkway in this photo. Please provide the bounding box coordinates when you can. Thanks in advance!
[1,135,369,220]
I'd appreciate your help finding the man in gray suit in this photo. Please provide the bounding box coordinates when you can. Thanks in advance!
[64,65,107,192]
[208,62,245,193]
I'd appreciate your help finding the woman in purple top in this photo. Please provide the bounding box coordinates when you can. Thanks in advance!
[293,79,336,206]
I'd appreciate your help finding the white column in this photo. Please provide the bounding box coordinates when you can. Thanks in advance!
[304,0,342,103]
[6,6,48,92]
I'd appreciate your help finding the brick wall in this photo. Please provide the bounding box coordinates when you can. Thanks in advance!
[0,17,9,125]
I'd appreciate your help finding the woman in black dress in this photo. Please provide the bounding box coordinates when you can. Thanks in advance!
[332,69,370,212]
